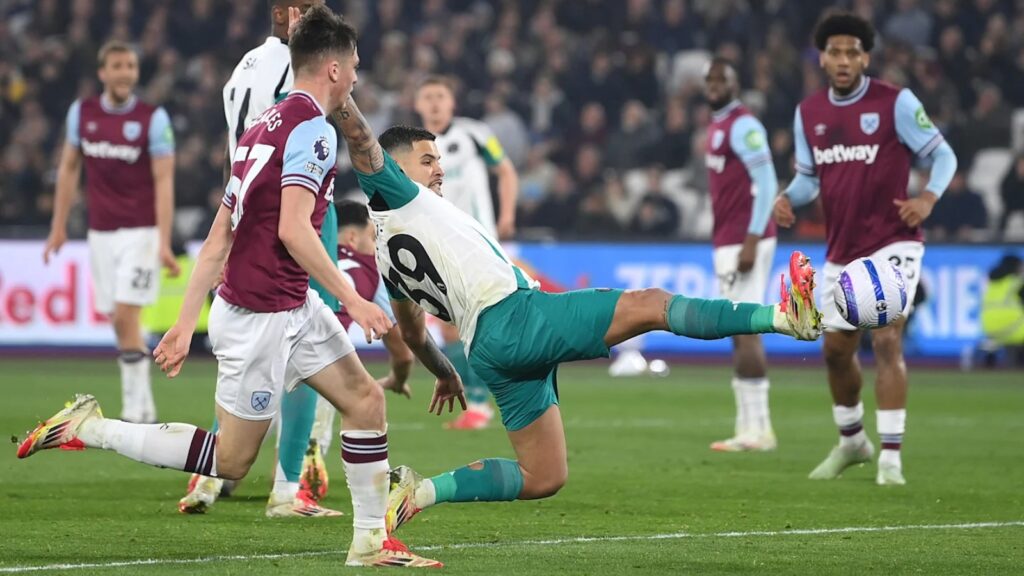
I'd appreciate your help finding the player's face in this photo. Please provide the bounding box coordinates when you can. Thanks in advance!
[414,84,455,128]
[98,51,139,103]
[820,35,870,94]
[394,140,444,195]
[703,63,737,110]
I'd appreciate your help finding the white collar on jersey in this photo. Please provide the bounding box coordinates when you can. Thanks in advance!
[711,99,742,122]
[289,89,326,115]
[265,35,285,47]
[828,76,869,107]
[100,93,138,115]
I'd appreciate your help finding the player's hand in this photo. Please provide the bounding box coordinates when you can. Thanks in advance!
[894,192,937,228]
[497,215,516,240]
[154,324,193,378]
[160,245,181,278]
[286,6,301,39]
[43,227,67,265]
[429,373,466,416]
[737,235,759,273]
[773,195,796,228]
[377,372,412,399]
[348,298,392,343]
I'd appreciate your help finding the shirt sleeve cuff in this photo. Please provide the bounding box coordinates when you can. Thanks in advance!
[281,174,320,194]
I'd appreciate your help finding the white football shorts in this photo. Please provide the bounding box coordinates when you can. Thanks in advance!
[87,226,160,315]
[713,237,777,304]
[210,289,354,420]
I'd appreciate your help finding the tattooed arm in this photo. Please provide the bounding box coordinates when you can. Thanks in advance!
[332,96,385,174]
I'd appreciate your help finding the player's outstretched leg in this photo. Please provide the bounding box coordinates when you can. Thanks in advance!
[604,251,823,349]
[269,383,342,517]
[809,330,875,480]
[19,394,223,477]
[304,354,441,568]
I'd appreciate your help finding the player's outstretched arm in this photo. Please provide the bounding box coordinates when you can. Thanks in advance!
[278,186,391,342]
[152,154,180,277]
[391,299,466,415]
[333,96,385,175]
[154,204,234,377]
[44,142,82,264]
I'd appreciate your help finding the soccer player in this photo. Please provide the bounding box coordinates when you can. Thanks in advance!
[332,98,822,534]
[703,58,780,452]
[774,12,957,485]
[19,7,441,567]
[179,0,343,518]
[414,76,519,429]
[44,40,178,424]
[305,199,416,500]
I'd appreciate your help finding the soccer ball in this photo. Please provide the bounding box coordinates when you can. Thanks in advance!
[833,257,908,329]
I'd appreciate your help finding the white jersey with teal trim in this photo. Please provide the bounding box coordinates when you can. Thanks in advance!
[357,153,535,348]
[433,117,505,238]
[223,36,293,157]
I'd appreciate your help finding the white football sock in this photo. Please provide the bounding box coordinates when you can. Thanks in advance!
[733,377,771,435]
[79,418,216,475]
[272,461,300,499]
[341,430,389,535]
[414,479,438,509]
[877,409,906,467]
[118,351,155,421]
[312,394,337,456]
[833,402,868,448]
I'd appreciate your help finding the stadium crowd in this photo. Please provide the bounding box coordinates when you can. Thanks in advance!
[1,0,1023,241]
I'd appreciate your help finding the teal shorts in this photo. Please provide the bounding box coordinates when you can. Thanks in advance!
[468,288,623,431]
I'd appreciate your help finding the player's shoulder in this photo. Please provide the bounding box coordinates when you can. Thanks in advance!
[231,38,286,73]
[278,93,330,130]
[799,87,831,108]
[867,78,903,98]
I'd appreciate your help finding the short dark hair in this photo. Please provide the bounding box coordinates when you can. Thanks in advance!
[337,199,370,228]
[289,4,358,74]
[378,125,436,155]
[97,40,135,68]
[813,11,875,52]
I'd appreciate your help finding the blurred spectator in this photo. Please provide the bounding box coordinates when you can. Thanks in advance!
[655,98,692,169]
[606,100,659,171]
[483,92,529,169]
[630,166,680,236]
[926,171,990,241]
[998,155,1024,236]
[529,167,580,230]
[961,83,1013,161]
[884,0,933,48]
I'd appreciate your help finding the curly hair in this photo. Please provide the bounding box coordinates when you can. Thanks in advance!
[813,11,876,52]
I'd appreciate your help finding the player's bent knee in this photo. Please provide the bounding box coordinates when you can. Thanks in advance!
[214,453,254,481]
[524,469,568,499]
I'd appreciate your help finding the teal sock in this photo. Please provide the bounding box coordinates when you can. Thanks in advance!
[429,458,524,503]
[278,383,318,482]
[444,341,489,405]
[209,417,219,435]
[666,295,776,340]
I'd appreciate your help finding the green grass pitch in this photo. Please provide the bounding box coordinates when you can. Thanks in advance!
[1,358,1022,575]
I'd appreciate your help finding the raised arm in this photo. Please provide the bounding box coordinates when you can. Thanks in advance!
[333,96,385,175]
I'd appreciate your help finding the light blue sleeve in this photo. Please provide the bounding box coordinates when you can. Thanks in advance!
[281,118,336,193]
[729,115,772,171]
[792,105,815,176]
[894,89,945,157]
[373,276,398,322]
[728,115,777,235]
[65,100,81,148]
[148,107,175,156]
[922,140,958,198]
[785,172,820,207]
